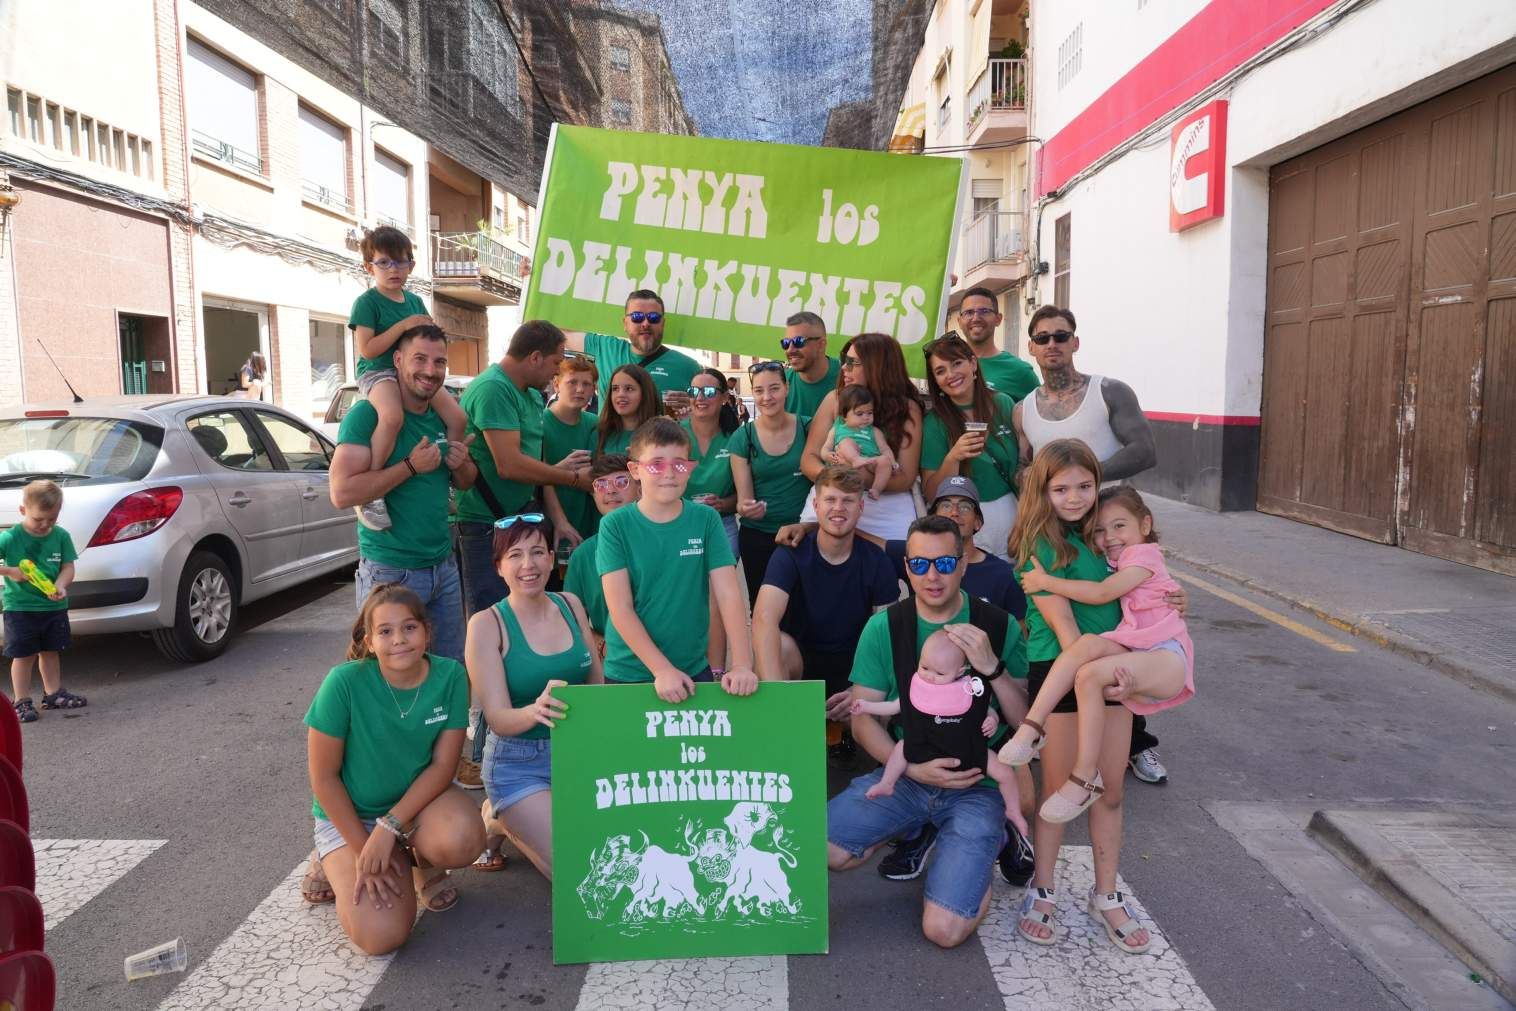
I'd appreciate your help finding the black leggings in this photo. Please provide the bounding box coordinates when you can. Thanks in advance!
[1027,658,1123,715]
[738,524,780,605]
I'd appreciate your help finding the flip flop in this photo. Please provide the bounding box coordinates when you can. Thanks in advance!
[300,849,335,904]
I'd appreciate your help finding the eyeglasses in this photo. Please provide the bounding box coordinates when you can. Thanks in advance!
[686,385,723,399]
[841,355,862,369]
[494,512,546,529]
[1029,330,1075,346]
[371,258,415,271]
[779,336,811,350]
[905,555,961,576]
[592,473,632,493]
[634,458,694,476]
[934,499,978,517]
[626,311,663,325]
[749,360,785,376]
[958,307,998,318]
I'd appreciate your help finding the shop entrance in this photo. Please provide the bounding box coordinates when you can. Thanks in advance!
[202,301,268,398]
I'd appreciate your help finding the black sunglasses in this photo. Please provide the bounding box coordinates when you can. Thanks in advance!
[749,360,785,376]
[780,336,811,350]
[1030,330,1075,346]
[626,311,663,324]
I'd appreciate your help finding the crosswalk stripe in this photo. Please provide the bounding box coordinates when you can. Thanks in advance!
[977,846,1214,1009]
[157,862,392,1011]
[575,956,789,1010]
[34,838,167,932]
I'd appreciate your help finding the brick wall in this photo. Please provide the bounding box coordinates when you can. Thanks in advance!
[153,0,200,394]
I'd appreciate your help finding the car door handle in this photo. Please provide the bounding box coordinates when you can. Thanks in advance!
[228,492,251,507]
[302,487,320,500]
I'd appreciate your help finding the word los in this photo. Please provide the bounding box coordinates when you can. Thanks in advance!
[595,769,794,810]
[600,162,767,238]
[645,709,732,738]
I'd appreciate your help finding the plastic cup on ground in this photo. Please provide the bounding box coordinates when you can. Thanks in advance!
[124,937,187,981]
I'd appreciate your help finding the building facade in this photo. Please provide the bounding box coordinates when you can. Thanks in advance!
[1025,0,1516,574]
[572,1,697,136]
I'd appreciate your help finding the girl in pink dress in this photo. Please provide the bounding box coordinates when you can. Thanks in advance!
[997,487,1194,823]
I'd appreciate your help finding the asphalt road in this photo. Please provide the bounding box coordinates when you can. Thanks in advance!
[20,560,1516,1010]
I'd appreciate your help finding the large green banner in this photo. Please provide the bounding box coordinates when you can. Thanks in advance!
[525,125,965,376]
[551,681,828,964]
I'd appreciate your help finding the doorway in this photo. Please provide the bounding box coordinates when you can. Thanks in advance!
[202,301,268,397]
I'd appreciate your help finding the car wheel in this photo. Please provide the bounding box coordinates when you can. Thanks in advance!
[152,550,238,662]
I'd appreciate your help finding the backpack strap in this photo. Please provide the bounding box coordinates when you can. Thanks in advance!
[966,596,1010,679]
[886,598,919,691]
[636,345,671,370]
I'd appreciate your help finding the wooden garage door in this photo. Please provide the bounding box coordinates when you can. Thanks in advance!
[1259,65,1516,574]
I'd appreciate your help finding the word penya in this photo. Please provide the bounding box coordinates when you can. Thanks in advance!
[645,709,733,738]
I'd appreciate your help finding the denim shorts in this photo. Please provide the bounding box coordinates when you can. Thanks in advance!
[482,733,552,815]
[828,768,1006,920]
[312,816,377,859]
[2,609,71,658]
[356,368,398,395]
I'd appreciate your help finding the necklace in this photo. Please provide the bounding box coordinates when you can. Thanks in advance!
[380,667,424,719]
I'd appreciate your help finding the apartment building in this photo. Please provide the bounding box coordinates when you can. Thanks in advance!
[572,1,697,137]
[1027,0,1516,574]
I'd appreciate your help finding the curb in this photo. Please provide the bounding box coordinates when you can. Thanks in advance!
[1161,547,1516,705]
[1308,810,1516,1006]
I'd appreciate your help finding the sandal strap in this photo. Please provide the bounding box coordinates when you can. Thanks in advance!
[1067,772,1104,796]
[1022,717,1044,737]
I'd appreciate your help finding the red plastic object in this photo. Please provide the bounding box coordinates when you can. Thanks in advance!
[0,758,25,833]
[0,949,56,1011]
[0,821,31,892]
[0,887,43,956]
[0,699,19,771]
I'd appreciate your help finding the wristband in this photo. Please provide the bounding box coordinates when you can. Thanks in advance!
[403,458,418,476]
[376,813,409,842]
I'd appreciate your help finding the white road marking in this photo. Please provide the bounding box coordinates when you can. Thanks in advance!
[157,863,392,1011]
[978,846,1214,1010]
[33,838,166,931]
[575,956,789,1010]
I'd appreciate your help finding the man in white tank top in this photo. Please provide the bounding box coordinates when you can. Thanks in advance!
[1011,305,1157,481]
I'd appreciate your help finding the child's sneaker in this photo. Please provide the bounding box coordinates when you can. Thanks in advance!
[355,498,393,531]
[13,697,38,723]
[40,689,87,710]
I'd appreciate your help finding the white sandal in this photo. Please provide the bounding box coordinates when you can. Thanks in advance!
[1017,885,1062,946]
[1087,888,1152,954]
[997,719,1046,767]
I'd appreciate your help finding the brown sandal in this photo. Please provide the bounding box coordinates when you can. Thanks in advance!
[300,849,335,904]
[415,868,459,912]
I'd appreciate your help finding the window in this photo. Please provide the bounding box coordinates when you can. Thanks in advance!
[63,110,78,155]
[1053,213,1072,310]
[517,213,529,243]
[25,96,40,142]
[492,203,505,231]
[5,89,19,136]
[128,135,141,176]
[254,411,330,471]
[186,412,273,471]
[308,319,348,414]
[112,129,126,171]
[298,104,350,212]
[98,123,112,168]
[611,45,631,72]
[1057,23,1083,89]
[45,103,61,149]
[81,117,95,160]
[610,99,632,125]
[142,139,154,180]
[372,148,410,230]
[186,37,263,174]
[937,96,951,131]
[971,179,1000,218]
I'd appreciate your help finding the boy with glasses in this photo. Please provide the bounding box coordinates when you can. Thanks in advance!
[956,286,1039,403]
[563,454,639,656]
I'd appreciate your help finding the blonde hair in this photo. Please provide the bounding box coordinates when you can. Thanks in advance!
[347,583,431,661]
[21,479,62,511]
[1007,439,1102,570]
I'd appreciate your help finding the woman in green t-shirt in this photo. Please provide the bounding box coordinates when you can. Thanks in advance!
[729,360,812,604]
[464,515,603,880]
[921,333,1021,561]
[303,584,484,955]
[1006,439,1152,955]
[595,364,661,458]
[681,366,740,560]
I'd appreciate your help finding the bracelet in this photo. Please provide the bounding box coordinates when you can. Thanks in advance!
[403,458,418,476]
[710,668,726,678]
[376,813,409,841]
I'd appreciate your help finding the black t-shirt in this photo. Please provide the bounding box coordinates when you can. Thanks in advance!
[884,540,1027,621]
[898,670,999,770]
[763,533,901,655]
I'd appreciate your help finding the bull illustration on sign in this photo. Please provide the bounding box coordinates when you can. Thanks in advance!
[575,802,805,925]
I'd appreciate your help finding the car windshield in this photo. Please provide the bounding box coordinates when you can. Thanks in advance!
[0,417,164,486]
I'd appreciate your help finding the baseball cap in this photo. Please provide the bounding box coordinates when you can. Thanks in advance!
[930,475,982,514]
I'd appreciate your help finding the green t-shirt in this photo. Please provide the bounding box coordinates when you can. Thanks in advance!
[304,655,470,819]
[680,420,735,503]
[597,426,634,458]
[726,416,812,533]
[978,351,1040,403]
[543,406,599,537]
[832,420,881,458]
[1020,532,1122,662]
[563,532,608,633]
[596,501,735,683]
[0,524,78,612]
[494,593,594,740]
[920,393,1020,501]
[337,399,452,568]
[456,365,546,523]
[585,331,702,400]
[784,357,840,417]
[348,288,428,377]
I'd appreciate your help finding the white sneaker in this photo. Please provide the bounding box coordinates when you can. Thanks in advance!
[355,498,392,531]
[1129,748,1168,784]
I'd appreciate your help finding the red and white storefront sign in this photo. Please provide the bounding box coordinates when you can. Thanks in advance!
[1169,100,1228,231]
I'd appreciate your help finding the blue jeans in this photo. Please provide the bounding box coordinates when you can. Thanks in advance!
[828,768,1006,920]
[456,521,508,619]
[481,733,552,815]
[355,555,465,662]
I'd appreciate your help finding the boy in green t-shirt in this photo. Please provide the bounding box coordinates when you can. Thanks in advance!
[348,226,468,532]
[596,418,757,702]
[563,453,639,657]
[2,480,87,723]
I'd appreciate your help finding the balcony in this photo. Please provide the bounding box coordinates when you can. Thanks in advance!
[430,230,525,307]
[965,59,1029,145]
[191,128,263,176]
[958,209,1028,291]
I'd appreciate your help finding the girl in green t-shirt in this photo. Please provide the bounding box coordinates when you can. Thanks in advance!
[302,584,484,955]
[1004,439,1152,956]
[729,360,813,604]
[595,364,661,458]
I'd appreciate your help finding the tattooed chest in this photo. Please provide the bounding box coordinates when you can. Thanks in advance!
[1037,381,1090,421]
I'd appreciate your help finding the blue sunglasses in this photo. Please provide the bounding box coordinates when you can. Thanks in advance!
[627,311,662,324]
[494,512,546,529]
[905,555,961,576]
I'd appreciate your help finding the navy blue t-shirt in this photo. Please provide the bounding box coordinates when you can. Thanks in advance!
[763,534,902,655]
[884,540,1028,622]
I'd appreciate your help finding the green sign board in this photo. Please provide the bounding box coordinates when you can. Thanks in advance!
[551,681,828,964]
[525,125,965,376]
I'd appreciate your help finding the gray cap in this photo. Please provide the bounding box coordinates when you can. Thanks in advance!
[930,475,982,513]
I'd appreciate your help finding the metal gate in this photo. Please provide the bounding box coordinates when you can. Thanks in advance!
[118,315,148,395]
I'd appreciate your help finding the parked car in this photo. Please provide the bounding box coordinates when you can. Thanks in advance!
[320,375,473,440]
[0,395,358,662]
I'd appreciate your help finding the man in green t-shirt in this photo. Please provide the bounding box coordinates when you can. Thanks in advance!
[331,325,480,661]
[564,289,702,412]
[827,515,1028,950]
[780,311,840,418]
[956,286,1040,404]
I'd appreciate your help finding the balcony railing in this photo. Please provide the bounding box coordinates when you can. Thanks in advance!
[966,58,1029,133]
[191,128,263,175]
[376,214,414,239]
[431,229,526,282]
[302,180,354,216]
[962,209,1024,270]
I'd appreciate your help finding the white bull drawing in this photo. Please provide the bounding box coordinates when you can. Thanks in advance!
[577,830,705,922]
[688,809,800,918]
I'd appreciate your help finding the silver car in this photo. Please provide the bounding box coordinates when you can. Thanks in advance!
[0,395,357,662]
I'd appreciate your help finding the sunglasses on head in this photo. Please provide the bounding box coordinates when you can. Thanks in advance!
[592,473,632,493]
[494,512,546,529]
[1030,330,1075,346]
[634,457,694,476]
[905,554,961,576]
[749,360,785,376]
[687,385,723,399]
[779,336,811,350]
[626,311,663,324]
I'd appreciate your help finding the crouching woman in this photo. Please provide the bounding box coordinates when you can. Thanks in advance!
[304,583,486,955]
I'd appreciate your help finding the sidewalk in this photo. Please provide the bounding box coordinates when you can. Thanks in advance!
[1144,496,1516,701]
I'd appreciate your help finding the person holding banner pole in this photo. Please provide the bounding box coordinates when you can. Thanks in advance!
[563,289,701,415]
[729,361,812,605]
[464,514,603,880]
